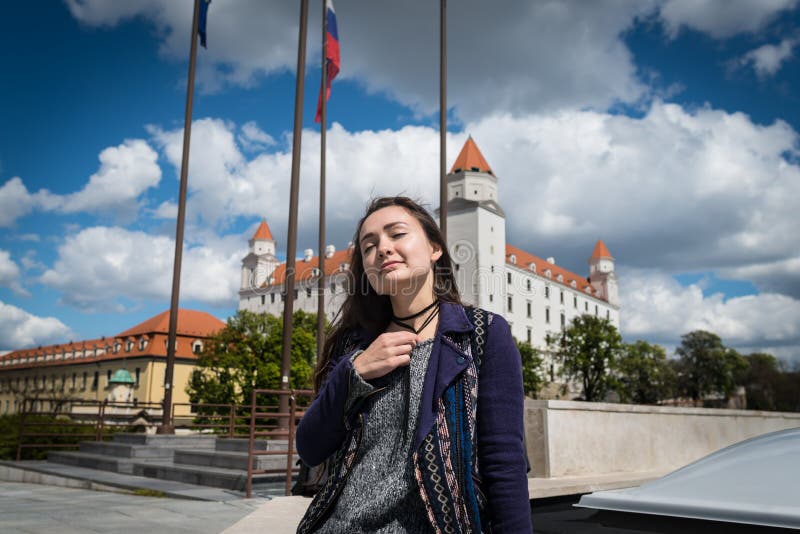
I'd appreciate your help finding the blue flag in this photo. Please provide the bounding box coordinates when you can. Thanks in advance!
[198,0,211,48]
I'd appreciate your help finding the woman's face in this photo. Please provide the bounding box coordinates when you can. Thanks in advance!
[358,206,442,297]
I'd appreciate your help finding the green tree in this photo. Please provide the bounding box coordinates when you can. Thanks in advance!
[515,339,548,398]
[742,352,781,411]
[546,315,623,402]
[615,340,675,404]
[674,330,747,404]
[187,310,322,408]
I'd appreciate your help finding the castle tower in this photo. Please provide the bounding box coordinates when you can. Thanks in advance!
[438,137,506,314]
[241,220,279,290]
[588,240,619,307]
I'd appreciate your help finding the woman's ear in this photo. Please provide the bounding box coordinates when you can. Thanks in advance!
[431,243,443,262]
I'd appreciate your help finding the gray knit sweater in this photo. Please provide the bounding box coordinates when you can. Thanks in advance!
[316,338,435,534]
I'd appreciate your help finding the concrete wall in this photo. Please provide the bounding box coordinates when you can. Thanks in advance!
[525,399,800,478]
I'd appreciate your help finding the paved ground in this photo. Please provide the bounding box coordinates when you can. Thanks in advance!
[0,481,266,534]
[1,481,789,533]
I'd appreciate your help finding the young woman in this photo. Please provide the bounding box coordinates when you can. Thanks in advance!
[296,197,531,533]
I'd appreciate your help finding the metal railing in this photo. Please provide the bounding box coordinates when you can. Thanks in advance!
[15,397,164,461]
[245,388,314,497]
[13,394,316,498]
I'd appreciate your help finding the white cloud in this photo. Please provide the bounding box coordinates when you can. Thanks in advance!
[0,250,28,296]
[66,0,658,120]
[0,301,73,350]
[620,269,800,361]
[0,177,55,227]
[56,139,161,219]
[39,226,244,309]
[736,38,798,78]
[657,0,798,39]
[463,103,800,295]
[150,200,178,220]
[147,104,800,303]
[0,140,160,226]
[239,121,275,152]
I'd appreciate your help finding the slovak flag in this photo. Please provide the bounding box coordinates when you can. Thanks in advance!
[315,0,340,123]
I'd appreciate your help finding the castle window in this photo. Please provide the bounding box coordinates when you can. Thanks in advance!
[527,301,532,318]
[545,308,550,324]
[294,289,298,299]
[560,290,564,304]
[527,328,532,344]
[306,288,312,298]
[507,296,513,312]
[529,262,536,272]
[107,370,112,386]
[192,340,203,354]
[585,301,589,312]
[135,368,141,387]
[261,295,265,305]
[606,310,610,320]
[571,280,577,288]
[545,285,550,299]
[271,293,276,303]
[138,338,147,351]
[92,372,98,390]
[557,274,563,282]
[595,305,598,316]
[126,340,134,352]
[545,269,551,278]
[507,272,511,284]
[560,313,566,329]
[114,342,121,354]
[82,372,87,390]
[489,294,493,303]
[509,254,516,265]
[330,283,335,293]
[526,279,531,292]
[574,296,578,308]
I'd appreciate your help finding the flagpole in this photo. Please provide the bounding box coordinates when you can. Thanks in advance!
[159,0,201,434]
[279,0,310,422]
[317,0,328,364]
[439,0,447,241]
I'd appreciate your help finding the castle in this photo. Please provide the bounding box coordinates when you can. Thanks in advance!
[238,138,620,362]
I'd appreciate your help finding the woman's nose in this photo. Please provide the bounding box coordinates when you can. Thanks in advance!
[377,237,393,257]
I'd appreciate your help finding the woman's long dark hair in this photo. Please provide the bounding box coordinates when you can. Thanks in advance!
[313,196,462,392]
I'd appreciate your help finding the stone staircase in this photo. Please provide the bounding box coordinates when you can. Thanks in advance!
[47,434,299,492]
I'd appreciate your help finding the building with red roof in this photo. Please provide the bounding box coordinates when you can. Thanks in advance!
[0,309,225,416]
[238,138,620,384]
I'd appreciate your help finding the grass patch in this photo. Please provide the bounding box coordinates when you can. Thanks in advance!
[133,488,167,498]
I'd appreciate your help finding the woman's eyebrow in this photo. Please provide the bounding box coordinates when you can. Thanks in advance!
[359,221,408,245]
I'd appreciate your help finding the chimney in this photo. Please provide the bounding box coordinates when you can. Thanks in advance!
[325,244,335,258]
[304,248,313,262]
[547,257,555,265]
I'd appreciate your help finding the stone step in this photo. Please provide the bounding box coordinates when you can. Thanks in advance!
[215,438,290,453]
[78,440,175,459]
[174,449,298,471]
[131,460,293,490]
[48,450,136,474]
[111,433,217,448]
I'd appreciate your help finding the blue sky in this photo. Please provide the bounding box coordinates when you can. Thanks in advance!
[1,0,798,361]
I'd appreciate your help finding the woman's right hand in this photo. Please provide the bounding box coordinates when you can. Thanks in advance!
[353,331,419,380]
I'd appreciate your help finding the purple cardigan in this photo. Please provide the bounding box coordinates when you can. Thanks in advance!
[296,301,532,533]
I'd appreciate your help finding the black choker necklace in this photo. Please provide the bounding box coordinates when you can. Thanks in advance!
[392,300,440,334]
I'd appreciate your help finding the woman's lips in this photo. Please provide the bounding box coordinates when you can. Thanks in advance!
[380,261,403,271]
